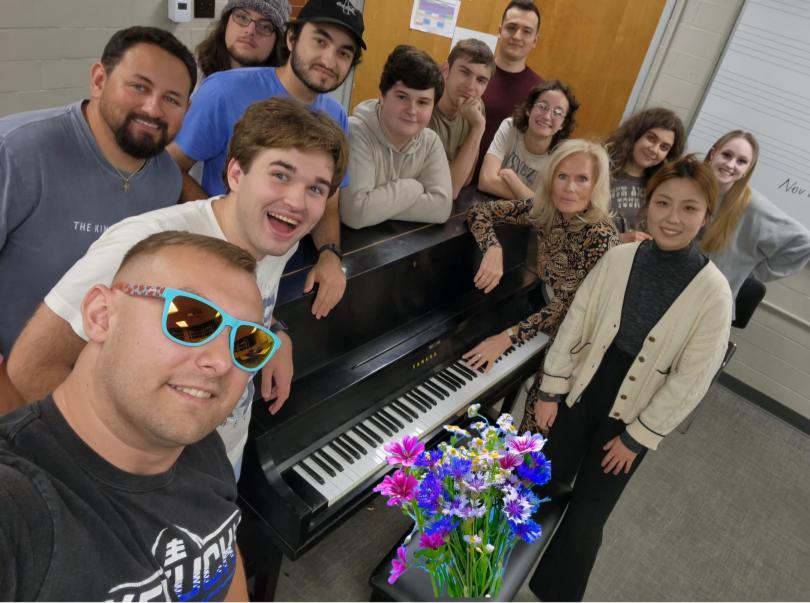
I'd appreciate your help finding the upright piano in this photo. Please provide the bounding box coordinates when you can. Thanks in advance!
[236,191,548,598]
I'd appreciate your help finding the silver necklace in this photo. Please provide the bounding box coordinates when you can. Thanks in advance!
[112,161,146,192]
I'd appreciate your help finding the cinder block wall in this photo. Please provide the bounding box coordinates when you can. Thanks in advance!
[0,0,305,117]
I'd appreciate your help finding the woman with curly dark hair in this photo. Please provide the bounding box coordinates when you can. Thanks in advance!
[196,0,290,80]
[478,80,579,199]
[605,107,685,242]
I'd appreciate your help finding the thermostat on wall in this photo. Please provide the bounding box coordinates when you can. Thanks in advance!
[169,0,192,22]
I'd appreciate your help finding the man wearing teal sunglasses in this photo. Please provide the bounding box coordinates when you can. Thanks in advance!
[7,98,348,477]
[0,232,257,600]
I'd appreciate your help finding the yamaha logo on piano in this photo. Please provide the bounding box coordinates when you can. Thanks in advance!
[412,351,438,369]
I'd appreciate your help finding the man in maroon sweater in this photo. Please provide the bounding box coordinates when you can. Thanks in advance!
[475,0,543,180]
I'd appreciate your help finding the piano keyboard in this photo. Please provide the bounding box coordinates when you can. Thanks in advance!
[291,333,548,506]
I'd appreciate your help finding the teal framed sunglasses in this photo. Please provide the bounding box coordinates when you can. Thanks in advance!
[112,283,281,372]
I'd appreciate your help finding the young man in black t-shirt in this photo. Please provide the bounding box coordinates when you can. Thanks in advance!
[0,231,273,600]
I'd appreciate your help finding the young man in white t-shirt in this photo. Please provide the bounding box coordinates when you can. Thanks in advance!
[6,97,349,475]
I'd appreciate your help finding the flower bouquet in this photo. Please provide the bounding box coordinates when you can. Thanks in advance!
[372,403,552,598]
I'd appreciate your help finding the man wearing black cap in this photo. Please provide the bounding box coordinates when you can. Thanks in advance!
[168,0,365,320]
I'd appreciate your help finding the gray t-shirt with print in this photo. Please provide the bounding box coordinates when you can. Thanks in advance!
[0,101,181,354]
[609,172,646,232]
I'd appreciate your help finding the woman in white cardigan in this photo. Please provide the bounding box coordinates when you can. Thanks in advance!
[527,156,732,601]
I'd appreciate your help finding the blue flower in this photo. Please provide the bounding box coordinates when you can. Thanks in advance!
[416,472,443,513]
[502,493,533,524]
[445,457,472,480]
[426,516,458,537]
[510,518,542,543]
[516,451,552,486]
[414,449,444,468]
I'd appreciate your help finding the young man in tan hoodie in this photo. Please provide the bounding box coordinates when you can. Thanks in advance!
[341,45,452,229]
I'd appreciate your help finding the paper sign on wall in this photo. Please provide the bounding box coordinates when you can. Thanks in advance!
[450,26,497,53]
[410,0,461,38]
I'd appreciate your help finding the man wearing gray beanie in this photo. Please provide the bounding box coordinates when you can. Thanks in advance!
[196,0,292,78]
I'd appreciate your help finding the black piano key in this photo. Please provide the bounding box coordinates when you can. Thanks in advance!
[349,426,375,448]
[328,441,354,464]
[388,403,413,423]
[414,387,437,406]
[410,389,435,408]
[398,397,424,416]
[391,399,417,420]
[439,369,463,388]
[311,454,336,478]
[403,392,428,413]
[317,449,343,473]
[427,378,449,397]
[356,422,384,444]
[452,361,477,380]
[433,372,458,391]
[374,411,398,433]
[299,460,325,485]
[445,366,470,385]
[336,435,362,459]
[342,432,367,455]
[421,380,446,400]
[369,415,393,437]
[379,408,405,430]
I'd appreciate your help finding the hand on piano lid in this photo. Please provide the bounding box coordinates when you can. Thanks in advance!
[261,331,294,414]
[473,245,504,294]
[463,330,511,373]
[303,249,347,319]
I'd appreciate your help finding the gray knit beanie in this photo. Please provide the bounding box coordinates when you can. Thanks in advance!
[223,0,291,31]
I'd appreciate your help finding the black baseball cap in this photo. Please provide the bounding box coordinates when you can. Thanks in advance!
[291,0,366,50]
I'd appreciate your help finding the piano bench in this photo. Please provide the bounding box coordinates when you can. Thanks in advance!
[368,480,572,601]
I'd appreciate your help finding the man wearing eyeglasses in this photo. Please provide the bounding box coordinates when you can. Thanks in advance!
[196,0,291,79]
[169,0,366,322]
[6,98,348,478]
[0,231,263,601]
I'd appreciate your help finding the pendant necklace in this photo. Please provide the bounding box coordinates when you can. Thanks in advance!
[112,160,146,192]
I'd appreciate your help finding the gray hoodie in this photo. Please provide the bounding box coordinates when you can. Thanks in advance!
[709,188,810,300]
[341,99,452,229]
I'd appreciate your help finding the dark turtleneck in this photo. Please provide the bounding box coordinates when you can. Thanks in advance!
[614,239,708,357]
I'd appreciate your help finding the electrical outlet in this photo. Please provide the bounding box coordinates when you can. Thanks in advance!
[194,0,216,18]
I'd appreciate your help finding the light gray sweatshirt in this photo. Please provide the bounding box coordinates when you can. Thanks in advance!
[709,188,810,300]
[341,99,452,229]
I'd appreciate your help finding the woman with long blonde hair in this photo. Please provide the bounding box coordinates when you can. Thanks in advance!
[464,139,618,431]
[702,130,810,299]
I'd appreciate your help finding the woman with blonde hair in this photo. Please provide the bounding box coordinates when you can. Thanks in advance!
[527,155,732,601]
[464,139,618,430]
[702,130,810,300]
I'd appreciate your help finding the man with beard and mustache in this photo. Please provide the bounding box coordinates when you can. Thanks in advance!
[0,26,195,407]
[168,0,365,322]
[196,0,292,80]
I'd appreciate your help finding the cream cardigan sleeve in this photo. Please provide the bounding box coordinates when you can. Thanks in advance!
[539,249,610,394]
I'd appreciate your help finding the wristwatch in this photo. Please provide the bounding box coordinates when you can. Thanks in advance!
[507,326,519,346]
[317,243,343,260]
[270,317,290,336]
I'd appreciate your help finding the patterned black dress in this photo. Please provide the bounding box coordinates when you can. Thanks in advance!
[467,197,618,431]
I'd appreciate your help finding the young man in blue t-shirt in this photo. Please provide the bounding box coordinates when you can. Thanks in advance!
[169,0,366,320]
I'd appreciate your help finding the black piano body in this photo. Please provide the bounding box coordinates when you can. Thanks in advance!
[237,191,547,598]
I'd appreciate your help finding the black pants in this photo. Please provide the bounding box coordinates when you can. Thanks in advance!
[529,344,647,602]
